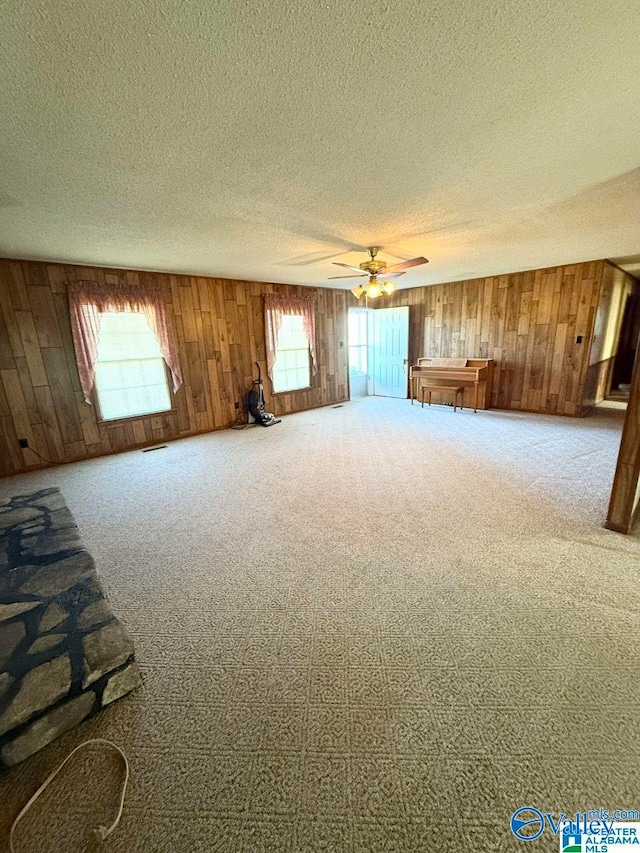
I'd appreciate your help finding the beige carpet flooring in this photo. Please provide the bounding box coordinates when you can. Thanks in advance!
[1,397,639,852]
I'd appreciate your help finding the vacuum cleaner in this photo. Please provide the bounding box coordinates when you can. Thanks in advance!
[247,362,281,427]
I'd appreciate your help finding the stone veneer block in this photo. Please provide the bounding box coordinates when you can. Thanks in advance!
[82,622,134,688]
[102,662,142,707]
[0,488,142,769]
[0,656,71,737]
[0,620,26,669]
[39,601,67,632]
[1,692,96,768]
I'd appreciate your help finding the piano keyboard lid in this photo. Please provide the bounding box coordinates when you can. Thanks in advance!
[416,357,469,368]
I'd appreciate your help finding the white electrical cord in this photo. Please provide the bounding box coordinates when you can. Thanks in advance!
[9,739,129,852]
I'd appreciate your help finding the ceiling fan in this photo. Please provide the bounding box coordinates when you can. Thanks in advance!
[329,247,429,299]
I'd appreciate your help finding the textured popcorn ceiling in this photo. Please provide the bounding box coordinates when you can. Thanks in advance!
[1,0,639,288]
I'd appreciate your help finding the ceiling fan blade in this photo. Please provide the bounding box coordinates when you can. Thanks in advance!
[328,273,367,279]
[278,250,354,267]
[382,257,429,273]
[332,262,368,273]
[380,271,406,278]
[378,248,415,261]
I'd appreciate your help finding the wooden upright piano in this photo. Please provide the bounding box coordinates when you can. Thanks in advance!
[409,357,494,412]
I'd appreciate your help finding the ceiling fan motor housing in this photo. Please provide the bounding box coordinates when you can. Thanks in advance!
[359,246,386,275]
[359,259,387,274]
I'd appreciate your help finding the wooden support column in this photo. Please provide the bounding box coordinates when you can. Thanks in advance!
[606,338,640,533]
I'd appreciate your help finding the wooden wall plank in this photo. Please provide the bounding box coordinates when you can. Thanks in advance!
[40,347,84,444]
[1,368,37,465]
[6,263,30,310]
[34,386,66,461]
[0,306,15,369]
[0,266,26,358]
[28,286,63,347]
[15,311,49,387]
[15,357,41,427]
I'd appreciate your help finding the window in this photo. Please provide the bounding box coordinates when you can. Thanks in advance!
[271,314,311,393]
[93,311,172,420]
[349,309,369,375]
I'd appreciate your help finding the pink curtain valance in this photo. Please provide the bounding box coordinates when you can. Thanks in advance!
[68,280,183,404]
[264,293,317,380]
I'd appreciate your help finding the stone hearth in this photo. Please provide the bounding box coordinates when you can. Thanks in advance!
[0,488,141,768]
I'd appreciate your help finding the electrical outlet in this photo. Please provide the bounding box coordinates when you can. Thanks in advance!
[18,438,29,449]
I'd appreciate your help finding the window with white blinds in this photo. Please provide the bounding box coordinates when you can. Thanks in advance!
[271,314,311,393]
[94,311,172,421]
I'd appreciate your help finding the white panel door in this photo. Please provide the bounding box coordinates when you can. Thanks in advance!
[371,306,409,398]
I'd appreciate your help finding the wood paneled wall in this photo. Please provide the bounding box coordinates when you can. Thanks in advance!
[0,254,628,477]
[0,259,353,476]
[382,260,607,416]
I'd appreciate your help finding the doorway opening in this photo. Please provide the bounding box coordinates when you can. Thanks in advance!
[348,305,410,400]
[608,290,640,404]
[590,267,639,414]
[348,307,371,399]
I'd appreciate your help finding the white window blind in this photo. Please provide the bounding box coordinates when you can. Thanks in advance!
[272,314,311,393]
[94,311,171,421]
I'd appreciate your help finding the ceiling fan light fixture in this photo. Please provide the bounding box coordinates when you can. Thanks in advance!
[331,247,428,298]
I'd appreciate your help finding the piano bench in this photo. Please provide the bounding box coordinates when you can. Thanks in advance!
[421,384,465,412]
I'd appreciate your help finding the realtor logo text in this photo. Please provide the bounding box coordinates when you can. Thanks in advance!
[510,807,640,843]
